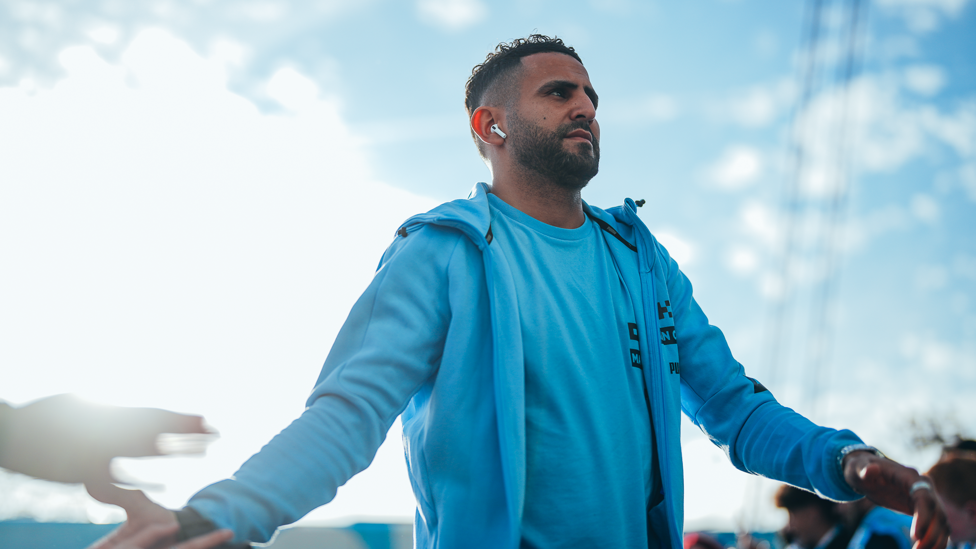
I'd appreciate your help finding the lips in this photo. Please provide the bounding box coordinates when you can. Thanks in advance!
[565,128,592,142]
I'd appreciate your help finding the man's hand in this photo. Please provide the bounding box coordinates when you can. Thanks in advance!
[0,394,214,484]
[843,450,950,549]
[85,484,232,549]
[87,522,232,549]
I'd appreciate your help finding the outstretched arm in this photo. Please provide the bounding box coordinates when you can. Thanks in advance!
[0,394,213,484]
[843,450,949,549]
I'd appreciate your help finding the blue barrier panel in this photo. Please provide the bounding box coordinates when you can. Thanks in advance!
[0,520,115,549]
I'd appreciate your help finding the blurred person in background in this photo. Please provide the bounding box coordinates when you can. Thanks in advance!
[94,35,949,549]
[836,498,911,549]
[775,485,852,549]
[0,394,232,549]
[940,440,976,464]
[685,531,727,549]
[928,460,976,549]
[737,532,771,549]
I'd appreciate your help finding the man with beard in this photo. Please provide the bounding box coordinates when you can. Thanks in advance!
[96,35,948,549]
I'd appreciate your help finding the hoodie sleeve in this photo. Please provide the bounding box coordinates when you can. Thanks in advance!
[662,243,864,502]
[185,225,466,544]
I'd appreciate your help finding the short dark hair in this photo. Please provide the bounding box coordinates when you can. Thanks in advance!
[945,438,976,453]
[464,35,582,158]
[928,459,976,507]
[774,485,838,518]
[465,34,582,117]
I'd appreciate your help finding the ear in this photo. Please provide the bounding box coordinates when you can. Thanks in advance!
[471,107,504,146]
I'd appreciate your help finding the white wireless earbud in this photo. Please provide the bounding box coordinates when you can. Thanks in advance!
[490,124,507,139]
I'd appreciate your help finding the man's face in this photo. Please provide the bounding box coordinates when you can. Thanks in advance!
[506,52,601,190]
[943,499,976,543]
[785,506,834,549]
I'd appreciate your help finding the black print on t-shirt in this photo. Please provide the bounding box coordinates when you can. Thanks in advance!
[657,301,678,346]
[659,326,677,346]
[628,322,642,369]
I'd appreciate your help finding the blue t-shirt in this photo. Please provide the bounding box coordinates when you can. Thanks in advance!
[487,194,655,548]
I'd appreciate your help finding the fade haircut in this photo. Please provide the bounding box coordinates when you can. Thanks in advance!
[464,34,583,158]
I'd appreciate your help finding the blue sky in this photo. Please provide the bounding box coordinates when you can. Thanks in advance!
[0,0,973,534]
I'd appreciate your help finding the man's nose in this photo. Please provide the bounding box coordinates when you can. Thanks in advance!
[571,94,596,121]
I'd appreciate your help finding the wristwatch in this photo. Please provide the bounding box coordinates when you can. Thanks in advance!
[837,443,883,489]
[176,507,251,549]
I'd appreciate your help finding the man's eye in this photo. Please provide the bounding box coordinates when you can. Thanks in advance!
[549,89,566,97]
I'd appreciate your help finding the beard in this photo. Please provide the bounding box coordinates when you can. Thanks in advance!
[508,111,600,191]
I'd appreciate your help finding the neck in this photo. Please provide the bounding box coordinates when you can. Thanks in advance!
[489,169,586,229]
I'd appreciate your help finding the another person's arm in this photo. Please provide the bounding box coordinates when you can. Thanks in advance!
[0,394,212,484]
[843,451,949,549]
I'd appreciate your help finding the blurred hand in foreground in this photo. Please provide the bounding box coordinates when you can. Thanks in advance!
[844,450,950,549]
[87,521,232,549]
[85,485,238,549]
[0,393,214,484]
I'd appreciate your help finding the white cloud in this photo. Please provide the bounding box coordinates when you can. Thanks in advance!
[907,8,942,32]
[919,101,976,157]
[793,73,976,184]
[0,471,94,523]
[642,93,680,121]
[724,80,794,127]
[240,2,287,21]
[587,0,636,14]
[875,0,969,16]
[726,246,759,276]
[877,35,922,61]
[961,163,976,201]
[608,93,680,125]
[58,44,122,82]
[267,66,321,112]
[843,204,910,252]
[87,26,119,45]
[950,291,971,315]
[739,201,781,249]
[875,0,971,33]
[121,29,227,92]
[705,145,763,190]
[753,30,780,57]
[417,0,486,31]
[916,264,949,290]
[759,272,785,299]
[953,253,976,281]
[850,85,925,172]
[903,64,947,96]
[10,1,64,25]
[209,39,247,70]
[910,193,941,222]
[654,231,695,266]
[723,66,973,300]
[900,330,976,376]
[0,29,435,523]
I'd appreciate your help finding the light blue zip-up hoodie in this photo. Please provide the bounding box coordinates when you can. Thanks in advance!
[187,183,865,548]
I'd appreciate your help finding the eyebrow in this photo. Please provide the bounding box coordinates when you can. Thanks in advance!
[539,79,600,109]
